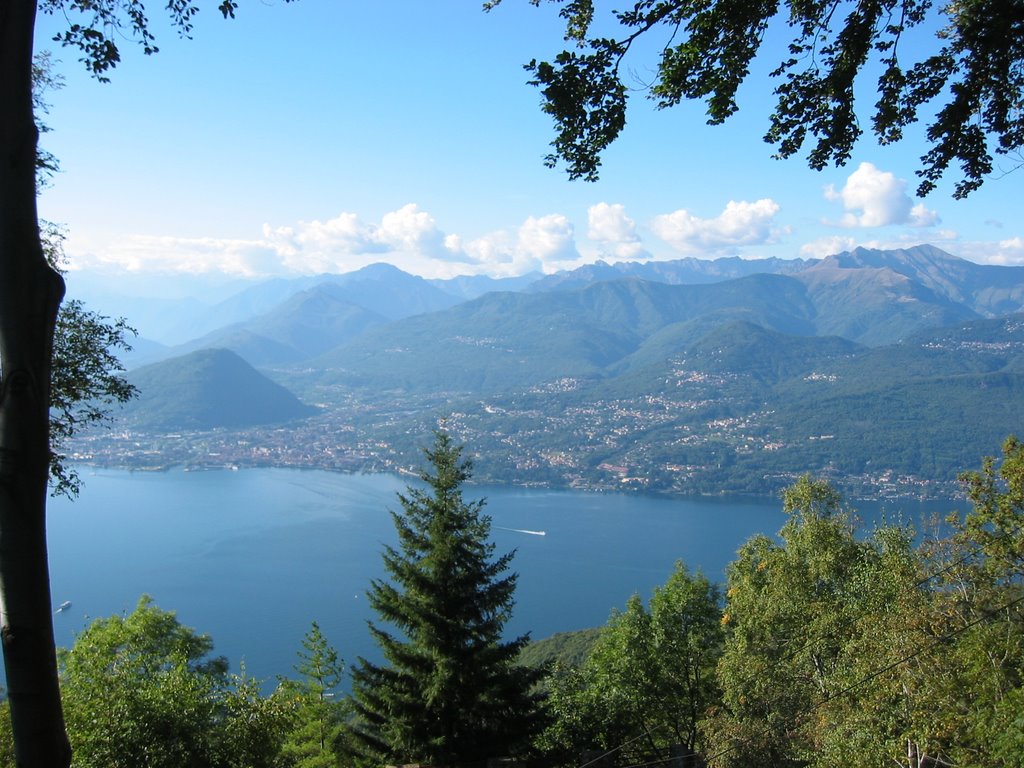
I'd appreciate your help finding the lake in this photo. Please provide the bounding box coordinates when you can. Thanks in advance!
[45,467,954,686]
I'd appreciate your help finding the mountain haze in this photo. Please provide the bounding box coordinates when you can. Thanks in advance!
[311,275,824,394]
[80,245,1024,498]
[527,255,815,291]
[174,283,389,366]
[820,245,1024,316]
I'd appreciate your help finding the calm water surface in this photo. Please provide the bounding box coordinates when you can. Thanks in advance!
[45,467,955,685]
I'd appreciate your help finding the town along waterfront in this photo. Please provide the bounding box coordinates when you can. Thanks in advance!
[46,467,955,686]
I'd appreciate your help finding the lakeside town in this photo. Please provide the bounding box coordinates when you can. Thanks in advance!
[68,383,961,502]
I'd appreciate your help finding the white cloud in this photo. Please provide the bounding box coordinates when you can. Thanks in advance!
[588,203,638,243]
[825,162,939,228]
[377,204,454,259]
[587,202,649,261]
[462,230,518,271]
[799,235,858,259]
[650,199,782,255]
[518,214,577,262]
[68,205,486,279]
[288,212,381,253]
[995,238,1024,265]
[65,233,287,278]
[909,202,940,227]
[462,214,580,276]
[957,237,1024,266]
[66,205,587,280]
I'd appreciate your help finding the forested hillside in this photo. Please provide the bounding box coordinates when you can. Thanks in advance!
[78,246,1024,499]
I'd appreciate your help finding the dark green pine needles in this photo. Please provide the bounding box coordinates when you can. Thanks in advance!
[348,431,545,767]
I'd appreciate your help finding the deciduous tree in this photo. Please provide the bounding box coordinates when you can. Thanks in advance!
[496,0,1024,197]
[538,562,722,764]
[0,4,289,763]
[703,477,886,766]
[33,58,138,499]
[57,595,291,768]
[701,470,1024,768]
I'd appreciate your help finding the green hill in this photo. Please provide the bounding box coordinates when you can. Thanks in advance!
[126,348,318,431]
[366,313,1024,498]
[519,628,601,671]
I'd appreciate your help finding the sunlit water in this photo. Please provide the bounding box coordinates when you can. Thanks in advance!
[44,467,955,687]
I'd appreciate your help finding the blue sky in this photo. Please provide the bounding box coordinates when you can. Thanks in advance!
[33,0,1024,298]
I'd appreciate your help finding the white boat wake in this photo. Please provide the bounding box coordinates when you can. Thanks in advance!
[496,527,546,537]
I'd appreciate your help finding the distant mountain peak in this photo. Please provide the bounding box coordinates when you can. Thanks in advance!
[826,244,964,270]
[346,262,418,279]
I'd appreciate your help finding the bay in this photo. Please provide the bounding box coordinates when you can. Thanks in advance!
[45,467,954,687]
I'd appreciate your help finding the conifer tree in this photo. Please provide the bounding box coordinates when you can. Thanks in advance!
[280,622,347,768]
[348,431,544,767]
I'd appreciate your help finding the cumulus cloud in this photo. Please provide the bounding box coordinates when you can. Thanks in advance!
[909,202,940,227]
[463,214,580,276]
[68,205,487,279]
[956,237,1024,266]
[799,235,859,259]
[66,203,591,280]
[265,204,470,273]
[587,202,648,260]
[996,238,1024,264]
[825,162,939,228]
[518,214,577,263]
[377,204,453,258]
[588,203,637,243]
[649,199,783,255]
[66,233,287,278]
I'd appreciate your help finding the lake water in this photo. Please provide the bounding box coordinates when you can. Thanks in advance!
[44,467,954,686]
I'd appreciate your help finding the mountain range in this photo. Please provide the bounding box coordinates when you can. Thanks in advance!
[91,244,1024,499]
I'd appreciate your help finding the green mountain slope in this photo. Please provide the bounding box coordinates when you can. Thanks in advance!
[313,275,821,394]
[126,348,318,431]
[92,249,1024,499]
[170,284,391,366]
[309,266,974,396]
[795,259,977,344]
[374,314,1024,498]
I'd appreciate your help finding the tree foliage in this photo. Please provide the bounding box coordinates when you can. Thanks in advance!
[700,467,1024,768]
[38,0,296,81]
[348,431,545,767]
[530,457,1023,767]
[497,0,1024,197]
[537,562,723,763]
[278,622,348,768]
[55,596,291,768]
[33,54,138,498]
[42,223,137,498]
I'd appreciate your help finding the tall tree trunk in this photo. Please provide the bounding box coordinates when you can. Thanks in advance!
[0,2,72,765]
